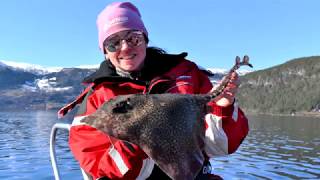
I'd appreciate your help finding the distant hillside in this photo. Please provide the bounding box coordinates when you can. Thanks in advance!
[237,56,320,115]
[0,60,229,110]
[0,66,38,89]
[1,57,319,116]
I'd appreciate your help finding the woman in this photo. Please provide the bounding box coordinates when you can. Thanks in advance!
[59,2,249,179]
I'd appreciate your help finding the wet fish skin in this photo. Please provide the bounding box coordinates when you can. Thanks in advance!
[81,93,211,180]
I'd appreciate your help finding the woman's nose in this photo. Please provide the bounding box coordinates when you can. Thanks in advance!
[120,40,130,51]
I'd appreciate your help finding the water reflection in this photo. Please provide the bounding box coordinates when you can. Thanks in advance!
[0,111,319,179]
[0,111,80,180]
[210,115,320,179]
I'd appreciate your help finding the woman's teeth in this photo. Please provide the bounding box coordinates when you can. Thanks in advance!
[120,54,136,60]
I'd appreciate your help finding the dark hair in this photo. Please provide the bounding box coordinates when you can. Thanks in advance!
[143,34,149,44]
[146,46,167,56]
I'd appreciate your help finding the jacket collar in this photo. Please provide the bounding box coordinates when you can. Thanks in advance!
[82,52,188,84]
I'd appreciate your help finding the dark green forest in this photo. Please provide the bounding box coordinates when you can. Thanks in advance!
[237,56,320,115]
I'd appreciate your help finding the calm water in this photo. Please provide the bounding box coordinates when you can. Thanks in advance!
[0,111,319,180]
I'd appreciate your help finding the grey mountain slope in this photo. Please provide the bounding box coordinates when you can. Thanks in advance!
[0,56,319,116]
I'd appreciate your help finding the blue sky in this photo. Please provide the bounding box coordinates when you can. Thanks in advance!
[0,0,319,70]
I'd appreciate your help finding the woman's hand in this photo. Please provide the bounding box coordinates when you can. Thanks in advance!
[213,72,240,107]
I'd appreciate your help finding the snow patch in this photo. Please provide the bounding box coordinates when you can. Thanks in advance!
[207,68,252,76]
[207,68,228,74]
[0,61,8,70]
[0,61,7,67]
[35,78,72,92]
[1,60,252,75]
[21,76,72,92]
[21,84,37,92]
[75,64,99,69]
[0,60,62,75]
[207,68,253,86]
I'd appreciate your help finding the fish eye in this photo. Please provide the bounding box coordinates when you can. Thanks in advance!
[112,99,133,113]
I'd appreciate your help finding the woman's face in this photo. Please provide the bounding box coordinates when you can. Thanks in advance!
[104,30,147,72]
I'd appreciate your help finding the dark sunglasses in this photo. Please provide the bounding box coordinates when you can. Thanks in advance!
[104,31,145,52]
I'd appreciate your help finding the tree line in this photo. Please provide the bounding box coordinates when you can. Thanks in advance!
[237,56,320,114]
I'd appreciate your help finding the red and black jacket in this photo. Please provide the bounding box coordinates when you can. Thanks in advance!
[59,51,249,180]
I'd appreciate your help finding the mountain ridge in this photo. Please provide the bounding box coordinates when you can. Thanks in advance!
[237,56,320,115]
[0,60,230,111]
[1,57,319,117]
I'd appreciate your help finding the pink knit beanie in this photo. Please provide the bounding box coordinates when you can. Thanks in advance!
[96,2,148,51]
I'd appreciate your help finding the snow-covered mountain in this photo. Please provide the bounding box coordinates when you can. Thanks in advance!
[0,60,253,110]
[207,67,252,76]
[2,58,318,115]
[1,60,251,76]
[74,64,100,69]
[0,61,11,70]
[0,60,63,75]
[0,61,96,110]
[0,60,253,93]
[0,61,6,67]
